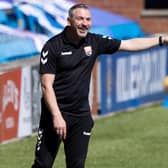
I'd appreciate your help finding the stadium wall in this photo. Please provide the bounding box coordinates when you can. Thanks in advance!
[1,45,168,143]
[0,56,96,143]
[99,46,168,114]
[77,0,168,33]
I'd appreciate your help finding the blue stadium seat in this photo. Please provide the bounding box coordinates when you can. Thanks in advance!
[0,33,38,63]
[0,10,8,24]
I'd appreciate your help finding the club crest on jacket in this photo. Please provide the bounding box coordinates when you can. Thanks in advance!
[84,46,92,56]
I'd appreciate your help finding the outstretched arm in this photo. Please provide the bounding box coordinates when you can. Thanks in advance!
[119,35,168,51]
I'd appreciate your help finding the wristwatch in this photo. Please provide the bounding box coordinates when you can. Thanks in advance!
[159,36,164,46]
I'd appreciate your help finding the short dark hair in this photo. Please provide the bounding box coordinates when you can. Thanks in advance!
[68,3,89,18]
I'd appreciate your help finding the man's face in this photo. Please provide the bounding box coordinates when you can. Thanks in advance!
[68,8,92,38]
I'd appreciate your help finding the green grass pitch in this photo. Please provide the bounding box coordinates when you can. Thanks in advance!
[1,104,168,168]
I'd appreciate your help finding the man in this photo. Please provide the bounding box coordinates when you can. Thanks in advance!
[32,3,168,168]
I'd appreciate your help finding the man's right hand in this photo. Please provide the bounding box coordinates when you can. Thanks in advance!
[53,113,67,139]
[40,74,67,139]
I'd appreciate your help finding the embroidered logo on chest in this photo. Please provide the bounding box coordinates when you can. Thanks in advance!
[84,46,92,56]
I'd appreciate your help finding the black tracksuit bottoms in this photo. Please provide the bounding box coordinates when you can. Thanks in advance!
[31,111,94,168]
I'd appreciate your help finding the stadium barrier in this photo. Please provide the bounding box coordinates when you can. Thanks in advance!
[1,46,168,143]
[0,56,95,143]
[100,46,168,114]
[0,67,32,143]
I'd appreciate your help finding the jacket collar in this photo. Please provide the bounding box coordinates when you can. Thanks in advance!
[62,26,88,47]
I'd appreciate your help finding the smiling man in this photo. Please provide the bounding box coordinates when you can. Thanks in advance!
[67,5,92,38]
[31,3,168,168]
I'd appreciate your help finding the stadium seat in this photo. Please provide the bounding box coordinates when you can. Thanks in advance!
[0,10,8,24]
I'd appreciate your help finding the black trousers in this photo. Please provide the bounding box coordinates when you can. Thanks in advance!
[31,111,94,168]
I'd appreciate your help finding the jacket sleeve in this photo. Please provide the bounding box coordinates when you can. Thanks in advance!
[39,41,57,75]
[94,34,121,55]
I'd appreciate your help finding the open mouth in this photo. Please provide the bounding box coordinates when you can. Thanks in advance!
[78,27,88,34]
